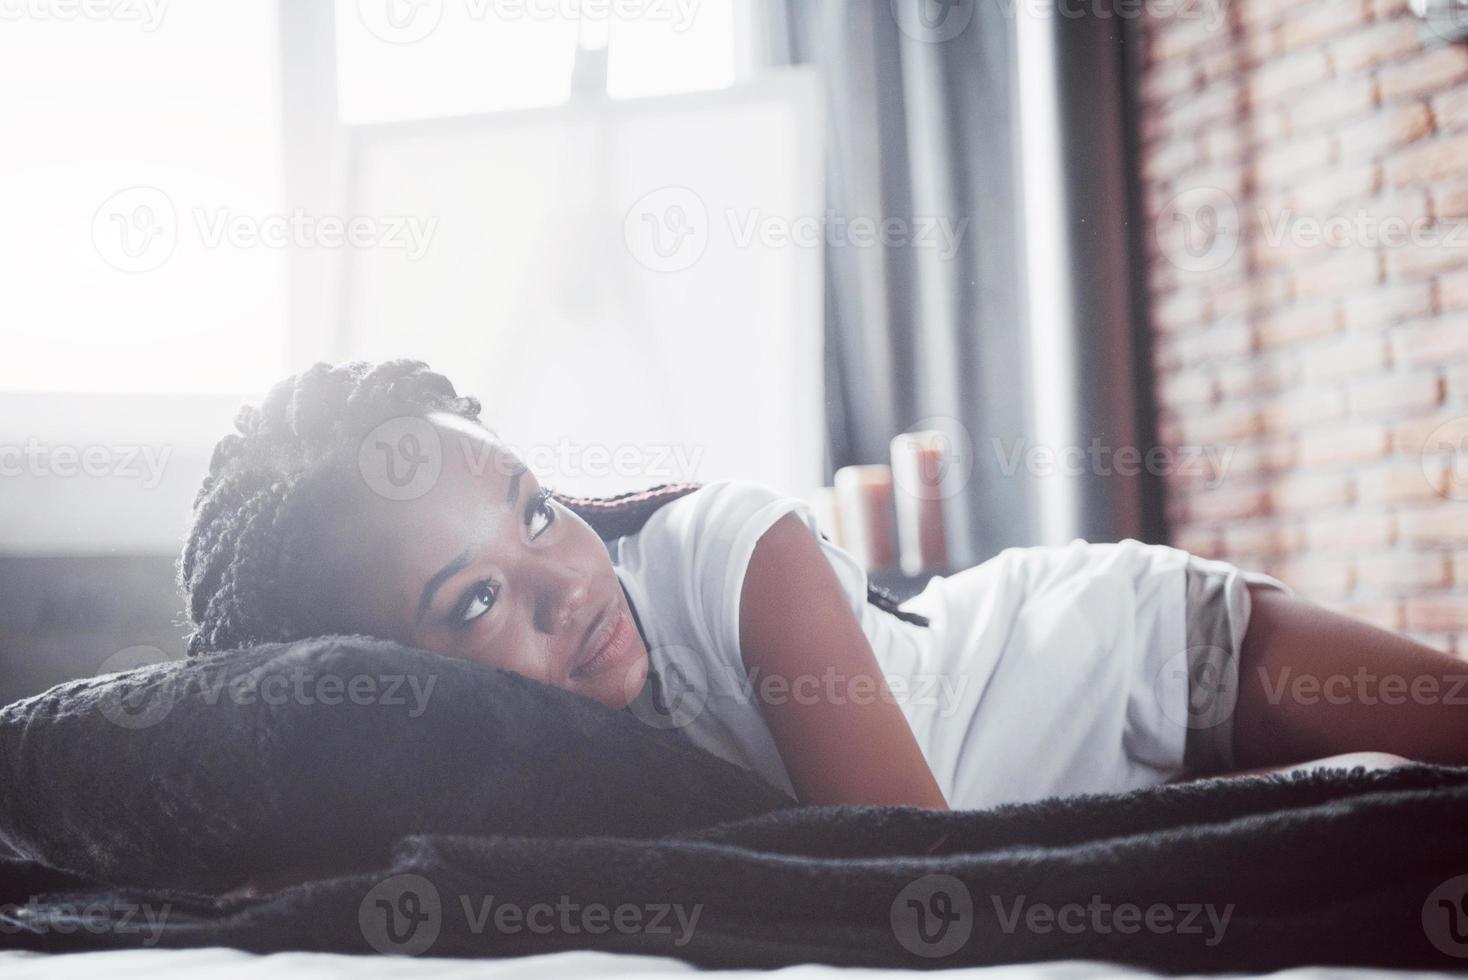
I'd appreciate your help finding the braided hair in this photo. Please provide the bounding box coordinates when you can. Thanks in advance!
[180,359,926,657]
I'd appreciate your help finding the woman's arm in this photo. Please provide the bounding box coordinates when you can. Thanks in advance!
[738,513,948,809]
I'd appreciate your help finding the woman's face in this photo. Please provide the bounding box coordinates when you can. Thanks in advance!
[339,412,650,709]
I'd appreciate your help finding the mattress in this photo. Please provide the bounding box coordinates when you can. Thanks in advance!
[0,949,1459,979]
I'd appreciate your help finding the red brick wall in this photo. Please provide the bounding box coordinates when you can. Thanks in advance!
[1137,0,1468,654]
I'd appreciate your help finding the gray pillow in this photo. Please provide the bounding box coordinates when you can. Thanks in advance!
[0,635,791,893]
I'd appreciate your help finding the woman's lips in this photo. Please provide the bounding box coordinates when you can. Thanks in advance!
[570,607,637,680]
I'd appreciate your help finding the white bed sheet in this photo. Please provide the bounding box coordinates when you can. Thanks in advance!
[0,948,1458,979]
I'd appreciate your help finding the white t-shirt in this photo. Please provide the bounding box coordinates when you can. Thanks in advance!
[611,479,1201,809]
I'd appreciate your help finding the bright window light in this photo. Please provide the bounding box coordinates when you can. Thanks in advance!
[0,6,286,394]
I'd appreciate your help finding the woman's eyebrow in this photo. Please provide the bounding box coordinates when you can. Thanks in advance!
[417,546,472,626]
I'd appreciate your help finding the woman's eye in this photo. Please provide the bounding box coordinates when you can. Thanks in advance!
[527,488,555,539]
[458,581,497,624]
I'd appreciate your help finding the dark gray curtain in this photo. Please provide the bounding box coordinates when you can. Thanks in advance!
[771,0,1160,563]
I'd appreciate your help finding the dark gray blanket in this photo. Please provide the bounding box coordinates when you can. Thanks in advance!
[4,764,1468,971]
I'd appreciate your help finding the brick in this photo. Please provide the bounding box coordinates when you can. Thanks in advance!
[1336,598,1404,631]
[1261,386,1348,431]
[1404,595,1468,632]
[1455,552,1468,585]
[1371,0,1411,17]
[1158,366,1217,407]
[1189,485,1271,522]
[1380,47,1468,103]
[1292,248,1382,301]
[1349,372,1443,416]
[1392,412,1468,458]
[1305,511,1396,551]
[1180,405,1264,444]
[1150,17,1230,64]
[1142,61,1201,107]
[1222,435,1298,476]
[1199,45,1245,84]
[1304,334,1390,380]
[1242,27,1281,68]
[1143,137,1201,183]
[1172,524,1222,558]
[1327,19,1425,75]
[1357,460,1449,504]
[1280,0,1370,51]
[1439,269,1468,310]
[1385,132,1468,187]
[1216,355,1301,398]
[1210,274,1291,318]
[1290,164,1381,214]
[1433,87,1468,133]
[1274,556,1356,597]
[1223,519,1300,558]
[1449,363,1468,400]
[1400,504,1468,544]
[1385,238,1468,279]
[1234,0,1281,29]
[1269,470,1355,511]
[1174,318,1256,365]
[1256,303,1342,348]
[1341,281,1434,330]
[1337,104,1433,161]
[1375,550,1452,590]
[1202,125,1245,164]
[1152,289,1207,333]
[1390,315,1468,366]
[1431,180,1468,221]
[1299,424,1390,465]
[1254,132,1336,185]
[1289,77,1378,134]
[1247,50,1331,106]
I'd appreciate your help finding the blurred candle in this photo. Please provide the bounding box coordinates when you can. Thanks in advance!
[805,486,845,549]
[833,464,896,572]
[890,430,950,576]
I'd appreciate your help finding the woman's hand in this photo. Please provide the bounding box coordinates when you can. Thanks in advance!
[739,514,949,809]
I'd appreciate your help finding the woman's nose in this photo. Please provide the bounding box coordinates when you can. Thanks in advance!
[534,567,594,635]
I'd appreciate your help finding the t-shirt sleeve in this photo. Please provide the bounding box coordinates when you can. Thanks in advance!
[651,480,870,668]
